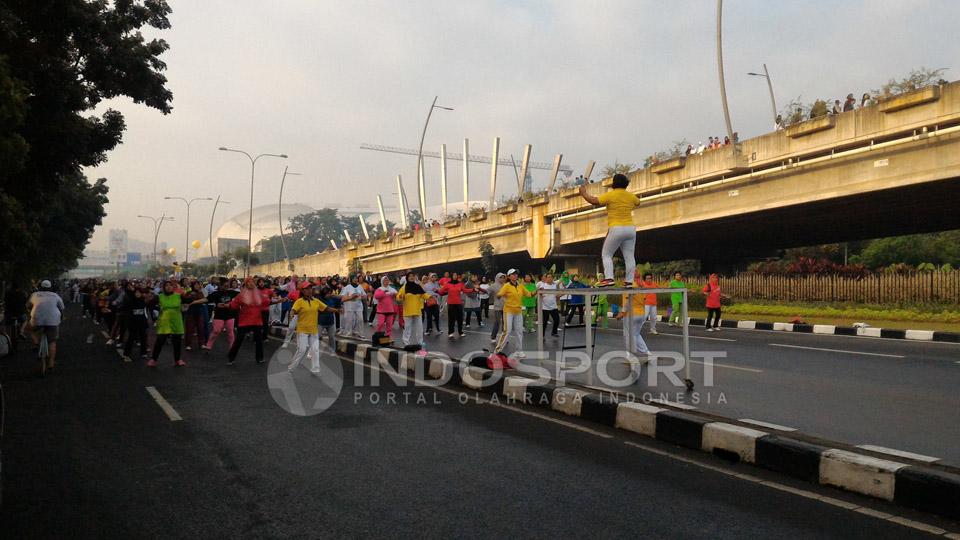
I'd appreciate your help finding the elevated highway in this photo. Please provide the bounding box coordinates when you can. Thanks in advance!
[253,82,960,276]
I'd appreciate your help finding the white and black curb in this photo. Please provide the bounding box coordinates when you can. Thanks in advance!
[684,316,958,343]
[333,338,960,521]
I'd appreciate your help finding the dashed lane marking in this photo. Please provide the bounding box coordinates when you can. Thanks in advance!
[769,343,905,358]
[145,386,182,421]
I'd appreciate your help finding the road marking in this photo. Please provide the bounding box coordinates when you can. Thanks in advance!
[145,386,183,421]
[622,440,954,536]
[688,359,762,373]
[339,355,613,439]
[769,343,905,358]
[740,419,798,432]
[856,444,940,464]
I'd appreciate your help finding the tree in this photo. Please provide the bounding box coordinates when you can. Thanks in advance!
[854,230,960,269]
[0,1,173,283]
[601,162,635,177]
[478,240,496,277]
[872,67,947,101]
[407,209,424,228]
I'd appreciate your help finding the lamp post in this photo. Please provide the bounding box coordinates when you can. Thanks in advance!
[748,63,778,125]
[138,214,175,265]
[218,146,288,276]
[278,166,302,269]
[716,0,735,144]
[208,196,230,274]
[164,196,212,264]
[416,96,453,224]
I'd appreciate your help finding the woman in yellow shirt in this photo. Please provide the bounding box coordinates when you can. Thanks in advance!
[287,284,336,375]
[396,272,432,349]
[580,173,640,287]
[495,269,534,359]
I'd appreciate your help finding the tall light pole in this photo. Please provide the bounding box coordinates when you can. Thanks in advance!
[416,96,453,224]
[138,214,175,265]
[164,196,212,264]
[219,146,288,276]
[278,166,302,269]
[716,0,735,144]
[748,63,778,125]
[208,196,230,273]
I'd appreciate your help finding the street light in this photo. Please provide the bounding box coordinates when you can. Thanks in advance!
[716,0,735,144]
[416,96,453,224]
[164,196,213,264]
[219,146,288,276]
[278,166,302,269]
[137,214,175,265]
[748,63,778,126]
[208,196,231,274]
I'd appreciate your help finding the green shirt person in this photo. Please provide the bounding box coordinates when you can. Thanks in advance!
[668,272,686,325]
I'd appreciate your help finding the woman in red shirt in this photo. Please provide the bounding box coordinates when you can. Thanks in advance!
[702,273,725,332]
[439,273,465,338]
[228,277,266,364]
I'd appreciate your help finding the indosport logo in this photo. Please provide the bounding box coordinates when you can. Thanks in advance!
[266,339,344,416]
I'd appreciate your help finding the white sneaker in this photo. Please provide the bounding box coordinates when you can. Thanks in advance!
[513,352,527,359]
[281,342,289,349]
[490,338,497,343]
[448,333,455,338]
[706,328,715,332]
[650,329,658,335]
[105,339,114,345]
[309,368,321,377]
[714,327,722,332]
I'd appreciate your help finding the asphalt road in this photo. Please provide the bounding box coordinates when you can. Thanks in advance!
[0,310,956,538]
[376,315,960,465]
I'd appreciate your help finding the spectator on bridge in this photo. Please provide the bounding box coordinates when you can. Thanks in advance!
[775,115,785,131]
[696,141,705,155]
[860,93,872,108]
[685,144,693,156]
[832,99,842,115]
[579,173,639,287]
[723,136,731,146]
[844,93,856,111]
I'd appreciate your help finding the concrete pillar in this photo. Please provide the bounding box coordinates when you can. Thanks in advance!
[561,256,599,279]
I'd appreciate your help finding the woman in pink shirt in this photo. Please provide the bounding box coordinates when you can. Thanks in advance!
[702,273,726,332]
[373,276,398,334]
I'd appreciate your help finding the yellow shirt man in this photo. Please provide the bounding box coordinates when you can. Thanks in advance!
[598,188,640,227]
[291,297,328,335]
[497,281,534,315]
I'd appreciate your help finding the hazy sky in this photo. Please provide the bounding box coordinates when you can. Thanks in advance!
[85,0,960,253]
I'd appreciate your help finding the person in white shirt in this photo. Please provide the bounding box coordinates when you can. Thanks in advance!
[339,275,367,338]
[27,280,65,369]
[695,141,705,155]
[537,274,561,337]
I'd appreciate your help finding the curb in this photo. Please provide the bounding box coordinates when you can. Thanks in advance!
[333,337,960,521]
[679,316,959,343]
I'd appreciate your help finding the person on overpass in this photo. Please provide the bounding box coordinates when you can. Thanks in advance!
[579,173,640,287]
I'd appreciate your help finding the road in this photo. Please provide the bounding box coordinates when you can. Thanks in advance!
[0,310,957,538]
[404,316,960,465]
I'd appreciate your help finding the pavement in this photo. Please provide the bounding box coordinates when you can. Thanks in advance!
[0,307,957,538]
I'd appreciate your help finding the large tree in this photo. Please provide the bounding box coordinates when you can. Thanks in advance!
[0,0,173,282]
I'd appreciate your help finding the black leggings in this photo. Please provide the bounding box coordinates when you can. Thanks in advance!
[424,305,441,332]
[152,334,182,362]
[228,325,264,362]
[543,309,560,335]
[447,304,463,335]
[706,307,722,328]
[124,319,147,358]
[465,307,482,325]
[565,305,584,324]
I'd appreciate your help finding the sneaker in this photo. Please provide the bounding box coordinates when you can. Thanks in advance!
[596,278,615,287]
[201,345,211,351]
[226,359,235,366]
[513,352,527,359]
[175,360,187,367]
[490,337,497,343]
[459,333,465,338]
[448,333,455,338]
[623,282,633,288]
[706,328,714,332]
[256,358,265,364]
[650,329,658,335]
[309,368,321,376]
[185,346,193,351]
[122,355,132,363]
[146,359,158,367]
[281,342,289,349]
[464,324,471,328]
[106,339,114,345]
[714,327,722,332]
[668,322,675,327]
[479,322,484,327]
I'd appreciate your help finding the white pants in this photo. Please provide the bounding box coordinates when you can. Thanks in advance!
[282,315,298,347]
[402,316,423,346]
[342,310,364,337]
[622,315,650,354]
[642,305,657,332]
[495,313,524,354]
[289,333,320,371]
[602,225,636,282]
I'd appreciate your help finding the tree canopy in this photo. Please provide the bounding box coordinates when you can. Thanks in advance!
[256,208,391,264]
[0,0,173,283]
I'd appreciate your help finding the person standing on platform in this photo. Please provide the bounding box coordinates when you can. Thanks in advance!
[579,173,639,287]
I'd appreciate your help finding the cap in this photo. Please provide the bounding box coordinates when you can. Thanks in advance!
[507,268,518,275]
[40,279,52,289]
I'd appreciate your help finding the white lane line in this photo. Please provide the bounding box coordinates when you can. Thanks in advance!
[740,418,798,432]
[145,386,183,421]
[688,359,762,373]
[769,343,905,358]
[622,440,953,536]
[856,444,940,464]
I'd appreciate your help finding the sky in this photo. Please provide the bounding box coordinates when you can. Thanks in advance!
[84,0,960,254]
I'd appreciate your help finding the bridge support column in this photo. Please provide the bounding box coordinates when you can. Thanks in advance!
[560,256,600,279]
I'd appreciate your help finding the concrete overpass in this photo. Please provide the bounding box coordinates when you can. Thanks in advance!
[252,81,960,277]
